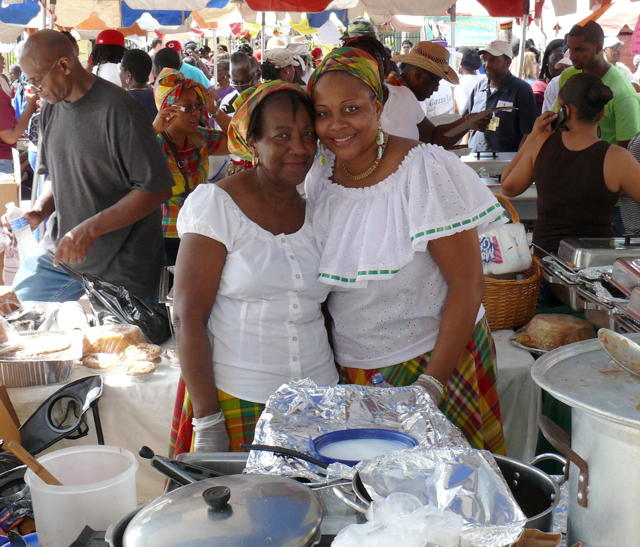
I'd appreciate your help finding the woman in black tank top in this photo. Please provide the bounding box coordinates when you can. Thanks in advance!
[501,73,640,258]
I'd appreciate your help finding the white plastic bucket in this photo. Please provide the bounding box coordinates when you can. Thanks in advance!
[24,445,138,547]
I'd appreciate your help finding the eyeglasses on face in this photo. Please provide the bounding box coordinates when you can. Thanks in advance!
[25,57,61,92]
[178,103,206,114]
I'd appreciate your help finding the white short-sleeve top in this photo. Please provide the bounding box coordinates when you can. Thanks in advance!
[380,83,426,140]
[177,184,338,403]
[305,144,506,369]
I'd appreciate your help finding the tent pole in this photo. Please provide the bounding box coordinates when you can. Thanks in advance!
[41,0,47,30]
[261,11,266,55]
[49,0,56,29]
[213,28,218,85]
[450,2,456,50]
[518,0,529,79]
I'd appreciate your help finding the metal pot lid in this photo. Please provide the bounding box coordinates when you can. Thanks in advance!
[532,333,640,428]
[122,474,322,547]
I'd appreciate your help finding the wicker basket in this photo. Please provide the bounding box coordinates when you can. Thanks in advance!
[482,195,542,331]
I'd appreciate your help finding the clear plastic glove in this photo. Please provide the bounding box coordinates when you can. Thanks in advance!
[192,411,230,452]
[413,374,444,406]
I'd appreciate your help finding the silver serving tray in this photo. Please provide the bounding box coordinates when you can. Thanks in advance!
[558,237,640,268]
[0,330,83,388]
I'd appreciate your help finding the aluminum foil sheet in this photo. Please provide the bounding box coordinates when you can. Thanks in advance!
[244,379,469,483]
[578,265,612,281]
[356,447,526,547]
[593,280,628,304]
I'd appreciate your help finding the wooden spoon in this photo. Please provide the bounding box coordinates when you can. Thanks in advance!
[6,440,62,486]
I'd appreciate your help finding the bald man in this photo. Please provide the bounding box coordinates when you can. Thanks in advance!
[10,30,174,303]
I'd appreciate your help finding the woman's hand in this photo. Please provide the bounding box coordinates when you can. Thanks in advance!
[192,411,230,452]
[153,106,181,134]
[531,111,558,139]
[197,83,219,117]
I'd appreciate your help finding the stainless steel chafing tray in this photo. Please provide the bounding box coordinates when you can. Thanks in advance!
[557,236,640,268]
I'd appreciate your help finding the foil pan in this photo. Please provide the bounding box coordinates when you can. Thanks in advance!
[357,447,526,547]
[0,331,83,388]
[245,379,469,483]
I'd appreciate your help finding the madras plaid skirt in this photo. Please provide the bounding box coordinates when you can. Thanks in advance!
[338,317,506,455]
[169,379,265,457]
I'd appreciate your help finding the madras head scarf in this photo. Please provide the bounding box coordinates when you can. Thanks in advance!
[154,68,207,125]
[307,47,383,103]
[227,80,308,161]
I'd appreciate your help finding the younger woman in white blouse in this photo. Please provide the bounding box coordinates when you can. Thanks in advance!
[307,48,507,453]
[170,82,337,454]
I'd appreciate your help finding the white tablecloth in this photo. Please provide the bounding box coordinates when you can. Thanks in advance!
[492,329,541,463]
[8,353,181,503]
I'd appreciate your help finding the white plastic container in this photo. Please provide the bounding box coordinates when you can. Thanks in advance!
[5,201,38,264]
[24,445,138,547]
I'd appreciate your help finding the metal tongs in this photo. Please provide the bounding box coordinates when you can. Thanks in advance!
[533,244,582,283]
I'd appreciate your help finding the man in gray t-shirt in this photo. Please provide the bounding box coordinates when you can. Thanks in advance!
[10,30,174,302]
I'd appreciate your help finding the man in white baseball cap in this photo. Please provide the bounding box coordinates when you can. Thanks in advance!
[463,39,538,152]
[603,36,638,86]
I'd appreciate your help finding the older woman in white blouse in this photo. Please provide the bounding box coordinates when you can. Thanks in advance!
[171,82,337,454]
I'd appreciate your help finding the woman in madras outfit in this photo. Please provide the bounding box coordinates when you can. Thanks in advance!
[153,68,231,265]
[170,81,338,454]
[306,48,507,453]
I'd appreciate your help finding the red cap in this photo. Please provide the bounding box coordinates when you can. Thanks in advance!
[165,40,182,51]
[311,47,323,59]
[96,29,125,47]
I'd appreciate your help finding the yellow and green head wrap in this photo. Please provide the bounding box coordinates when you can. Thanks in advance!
[154,67,206,113]
[307,47,383,103]
[227,80,308,161]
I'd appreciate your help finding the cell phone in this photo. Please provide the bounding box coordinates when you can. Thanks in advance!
[551,106,567,131]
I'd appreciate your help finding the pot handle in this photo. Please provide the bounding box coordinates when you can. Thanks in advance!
[529,453,568,486]
[539,415,589,508]
[332,485,369,514]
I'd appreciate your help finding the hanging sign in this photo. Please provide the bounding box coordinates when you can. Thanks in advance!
[424,16,497,47]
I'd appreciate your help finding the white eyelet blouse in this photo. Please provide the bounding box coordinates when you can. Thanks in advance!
[305,144,507,369]
[177,184,338,403]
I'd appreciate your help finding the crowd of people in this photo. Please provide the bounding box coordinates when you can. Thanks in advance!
[1,17,640,456]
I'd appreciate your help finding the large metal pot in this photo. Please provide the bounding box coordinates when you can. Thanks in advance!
[533,334,640,547]
[333,454,561,533]
[106,474,323,547]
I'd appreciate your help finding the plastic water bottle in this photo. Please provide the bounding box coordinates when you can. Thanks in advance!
[6,202,38,264]
[371,372,392,388]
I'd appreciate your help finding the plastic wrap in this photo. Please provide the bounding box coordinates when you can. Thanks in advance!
[515,314,595,351]
[356,447,527,547]
[244,379,469,483]
[0,287,22,316]
[82,324,146,355]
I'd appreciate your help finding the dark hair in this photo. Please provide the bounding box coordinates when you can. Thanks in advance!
[402,39,413,47]
[60,31,77,46]
[247,89,315,142]
[218,44,228,52]
[511,38,520,56]
[217,60,230,72]
[150,38,162,49]
[344,35,389,77]
[91,44,126,66]
[568,20,604,45]
[261,60,283,82]
[236,43,253,56]
[183,56,197,66]
[539,38,564,81]
[154,47,181,71]
[558,72,613,123]
[121,49,152,85]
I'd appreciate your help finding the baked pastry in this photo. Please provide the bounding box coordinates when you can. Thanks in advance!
[516,314,595,351]
[125,343,162,361]
[0,316,11,345]
[83,324,145,355]
[123,360,156,381]
[0,287,21,316]
[20,335,72,357]
[82,353,120,370]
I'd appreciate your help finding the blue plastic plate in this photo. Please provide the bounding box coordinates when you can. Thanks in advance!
[0,533,37,546]
[312,428,418,466]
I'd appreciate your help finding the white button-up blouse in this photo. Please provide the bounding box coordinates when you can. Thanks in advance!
[177,184,338,403]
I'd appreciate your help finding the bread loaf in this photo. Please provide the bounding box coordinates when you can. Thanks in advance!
[516,314,595,351]
[0,287,21,316]
[83,324,145,355]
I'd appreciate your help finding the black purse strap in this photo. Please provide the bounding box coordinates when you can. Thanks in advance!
[162,131,191,193]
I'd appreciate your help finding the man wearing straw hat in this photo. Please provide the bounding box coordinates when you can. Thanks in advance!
[464,39,538,153]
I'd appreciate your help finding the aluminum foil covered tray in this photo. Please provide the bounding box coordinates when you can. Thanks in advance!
[0,330,83,388]
[245,379,469,483]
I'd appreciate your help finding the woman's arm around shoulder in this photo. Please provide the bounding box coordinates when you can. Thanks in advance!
[502,111,558,197]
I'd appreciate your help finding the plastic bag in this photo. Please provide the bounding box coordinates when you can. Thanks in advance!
[479,223,532,276]
[333,493,464,547]
[82,274,171,345]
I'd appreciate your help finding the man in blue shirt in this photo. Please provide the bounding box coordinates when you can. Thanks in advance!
[164,40,210,87]
[464,40,538,152]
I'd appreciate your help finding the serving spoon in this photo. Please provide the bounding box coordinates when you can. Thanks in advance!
[598,328,640,377]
